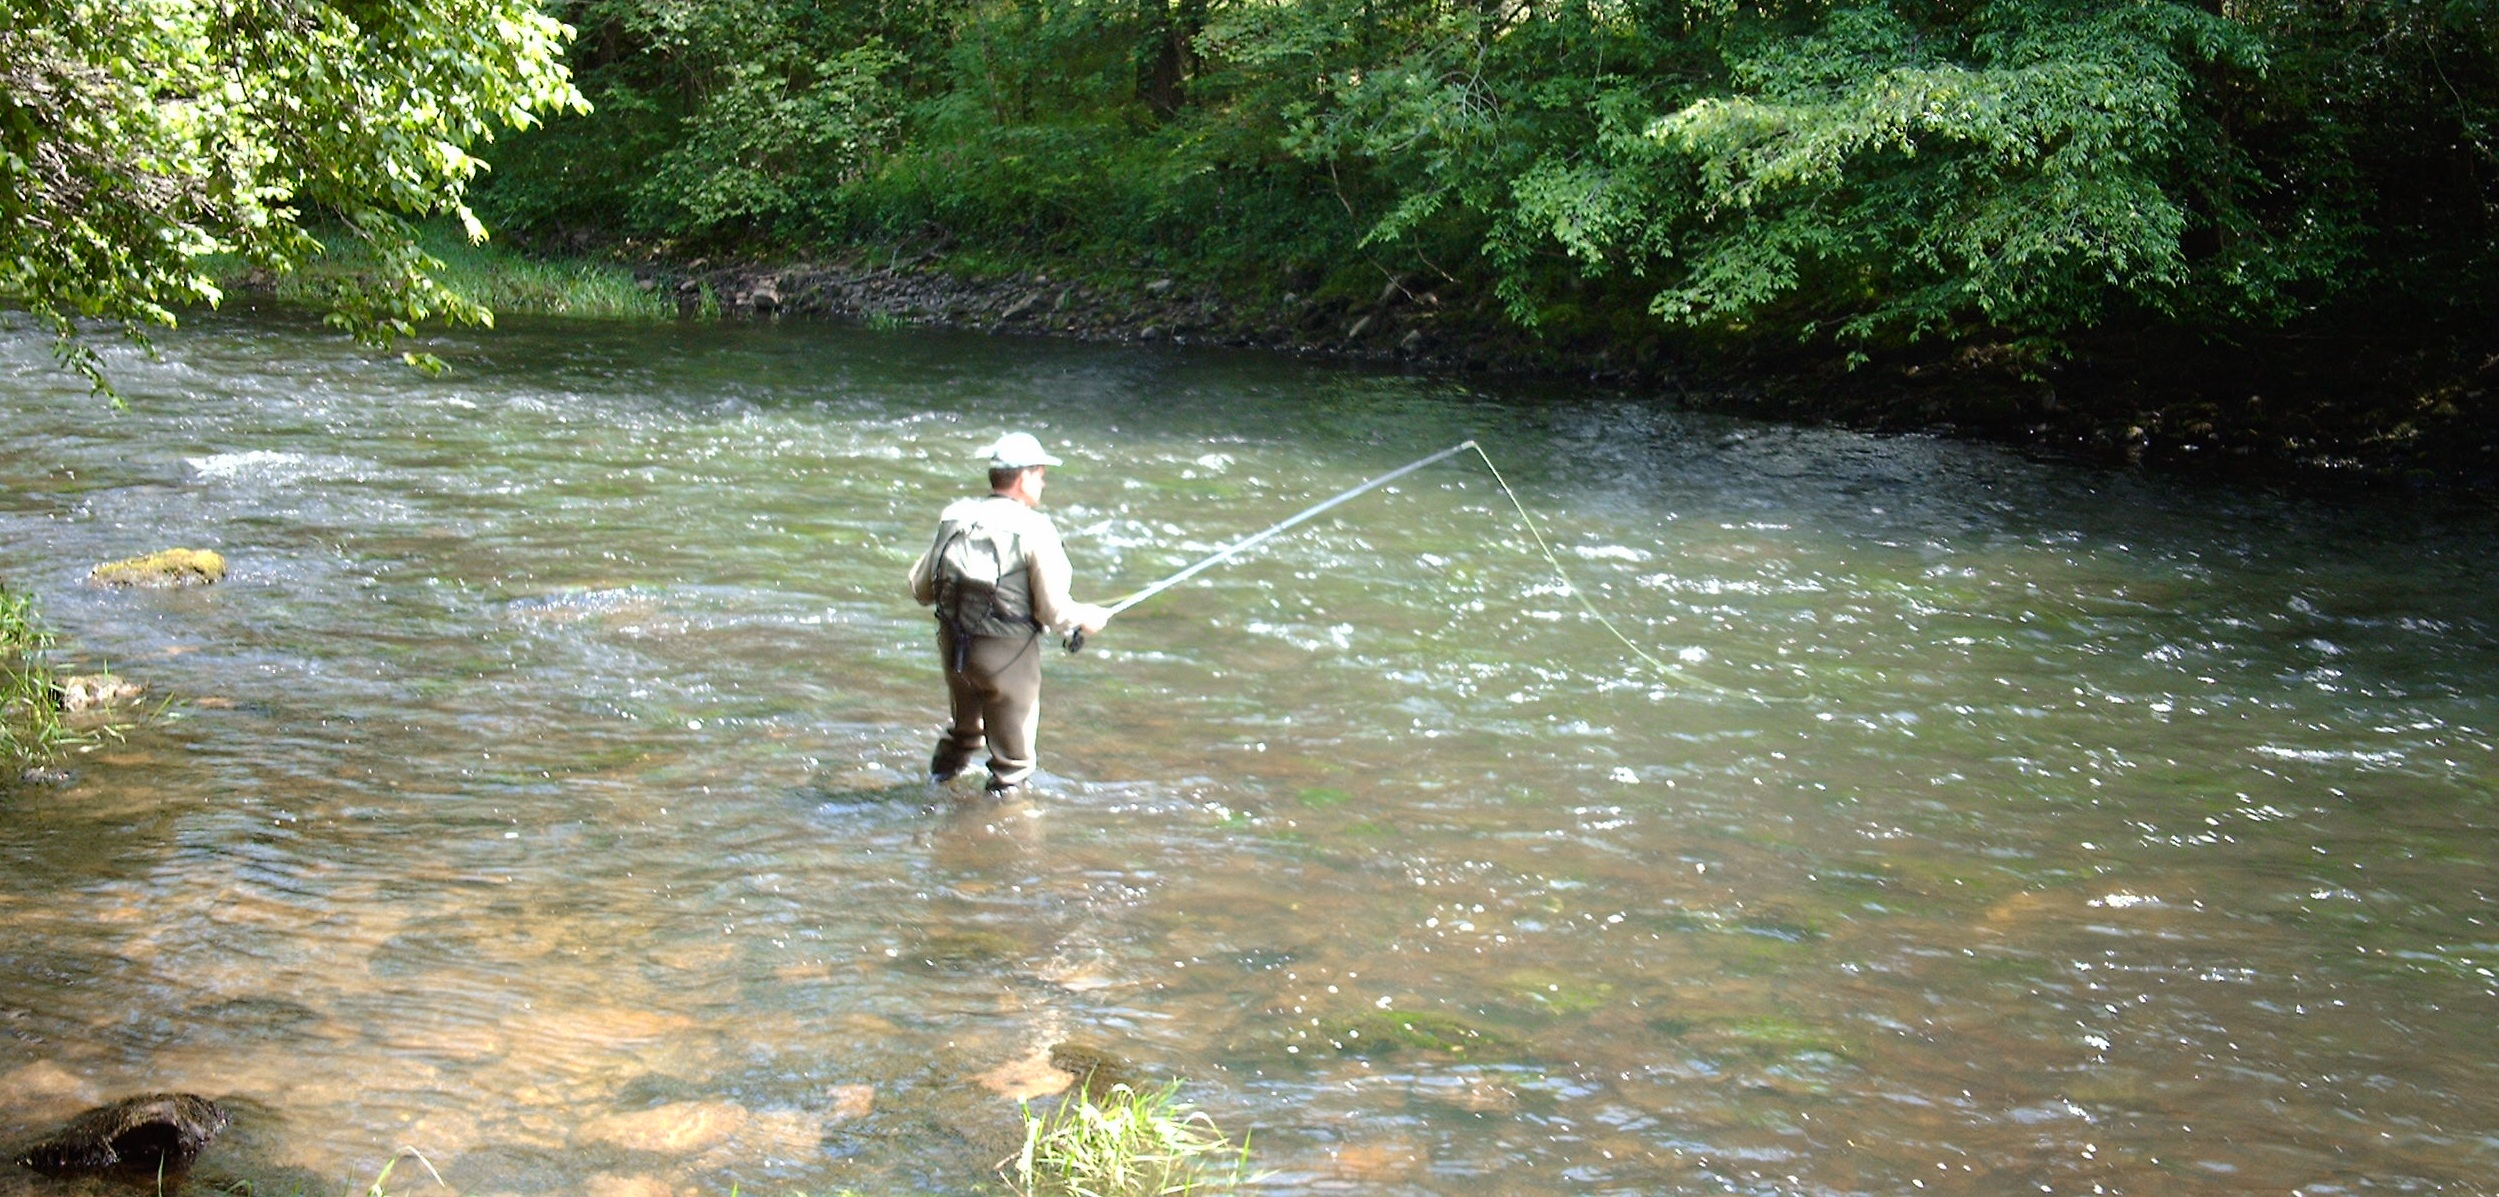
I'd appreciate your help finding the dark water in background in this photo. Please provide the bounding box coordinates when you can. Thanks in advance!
[1,310,2493,1195]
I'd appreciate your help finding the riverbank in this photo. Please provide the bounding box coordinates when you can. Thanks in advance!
[660,248,2499,484]
[232,230,2499,485]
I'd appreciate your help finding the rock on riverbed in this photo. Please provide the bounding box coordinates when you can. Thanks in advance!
[15,1093,229,1180]
[55,673,143,712]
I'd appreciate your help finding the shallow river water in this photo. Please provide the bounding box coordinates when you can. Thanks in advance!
[1,310,2494,1196]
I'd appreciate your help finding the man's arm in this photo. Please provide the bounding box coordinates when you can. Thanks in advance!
[1027,524,1110,634]
[907,527,941,606]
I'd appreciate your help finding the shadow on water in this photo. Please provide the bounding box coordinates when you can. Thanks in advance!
[792,779,949,819]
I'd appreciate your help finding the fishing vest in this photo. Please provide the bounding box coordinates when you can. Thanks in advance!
[930,498,1042,641]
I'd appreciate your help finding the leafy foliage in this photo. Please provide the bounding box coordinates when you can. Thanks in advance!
[1635,2,2269,341]
[478,0,922,239]
[0,0,585,389]
[476,0,2494,356]
[18,0,2492,364]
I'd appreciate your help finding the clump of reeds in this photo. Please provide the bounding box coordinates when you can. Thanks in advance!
[1,584,73,770]
[405,228,673,320]
[1005,1080,1254,1197]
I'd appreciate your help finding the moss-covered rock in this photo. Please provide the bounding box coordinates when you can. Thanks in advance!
[1505,968,1617,1015]
[1696,1014,1854,1062]
[1319,1009,1509,1058]
[89,549,226,588]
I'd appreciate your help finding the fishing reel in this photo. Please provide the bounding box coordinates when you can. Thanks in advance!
[1064,629,1087,654]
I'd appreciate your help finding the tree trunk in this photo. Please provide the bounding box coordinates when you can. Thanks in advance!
[1138,0,1204,119]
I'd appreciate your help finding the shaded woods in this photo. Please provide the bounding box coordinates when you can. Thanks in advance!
[470,0,2499,471]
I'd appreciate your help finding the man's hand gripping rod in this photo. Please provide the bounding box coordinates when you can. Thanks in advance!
[1066,440,1480,652]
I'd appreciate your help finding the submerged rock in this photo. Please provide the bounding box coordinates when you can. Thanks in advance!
[89,549,226,588]
[972,1040,1146,1103]
[584,1173,683,1197]
[0,1061,98,1116]
[899,926,1021,972]
[972,1047,1072,1101]
[825,1083,875,1122]
[1317,1009,1509,1058]
[1046,1041,1142,1099]
[15,1093,229,1179]
[573,1100,748,1154]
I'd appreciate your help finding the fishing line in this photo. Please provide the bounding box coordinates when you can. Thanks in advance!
[1071,440,1716,696]
[1457,441,1684,679]
[1097,440,1482,617]
[1064,440,1476,652]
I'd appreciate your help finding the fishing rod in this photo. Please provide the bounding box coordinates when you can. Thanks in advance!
[1066,439,1480,652]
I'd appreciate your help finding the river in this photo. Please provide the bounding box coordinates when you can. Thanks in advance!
[2,310,2493,1195]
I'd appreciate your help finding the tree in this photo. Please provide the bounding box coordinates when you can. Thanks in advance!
[470,0,2494,363]
[0,0,586,391]
[475,0,925,241]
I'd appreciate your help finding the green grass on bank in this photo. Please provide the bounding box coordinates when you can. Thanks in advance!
[223,221,674,322]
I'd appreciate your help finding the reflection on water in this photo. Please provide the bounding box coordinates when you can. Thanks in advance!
[3,309,2495,1194]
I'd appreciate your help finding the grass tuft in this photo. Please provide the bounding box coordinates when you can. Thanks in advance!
[1005,1080,1255,1197]
[1,584,76,771]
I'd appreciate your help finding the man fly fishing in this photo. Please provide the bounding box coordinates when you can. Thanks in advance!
[907,432,1113,797]
[907,436,1649,794]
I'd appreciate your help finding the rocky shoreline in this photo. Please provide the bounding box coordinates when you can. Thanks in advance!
[657,255,1503,370]
[624,251,2498,486]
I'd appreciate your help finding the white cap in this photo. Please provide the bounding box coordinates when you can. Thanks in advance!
[980,431,1063,470]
